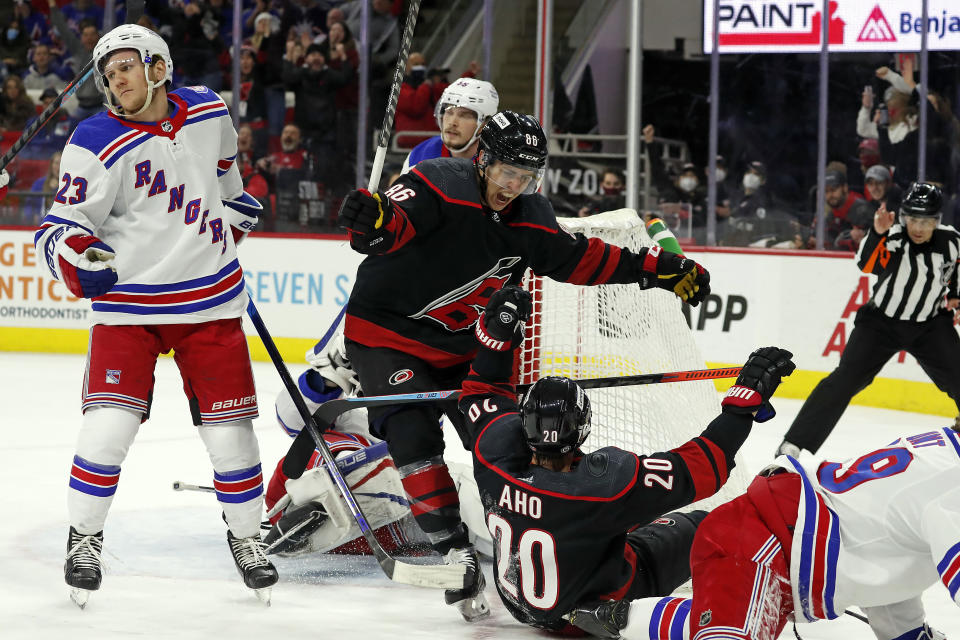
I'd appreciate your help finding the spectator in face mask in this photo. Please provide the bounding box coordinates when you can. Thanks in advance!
[654,162,708,239]
[714,155,733,219]
[729,161,772,219]
[578,168,626,217]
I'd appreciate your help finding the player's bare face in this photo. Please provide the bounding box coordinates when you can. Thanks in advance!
[104,52,148,113]
[441,107,478,149]
[485,161,535,211]
[903,215,937,244]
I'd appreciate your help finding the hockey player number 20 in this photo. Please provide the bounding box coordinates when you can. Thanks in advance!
[487,513,559,609]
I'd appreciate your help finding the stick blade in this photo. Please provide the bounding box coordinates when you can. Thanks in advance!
[388,560,468,589]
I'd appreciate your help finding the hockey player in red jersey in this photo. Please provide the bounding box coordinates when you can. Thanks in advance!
[336,110,712,621]
[458,285,795,633]
[574,436,960,640]
[32,25,274,607]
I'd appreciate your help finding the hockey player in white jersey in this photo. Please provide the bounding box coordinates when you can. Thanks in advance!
[569,427,960,640]
[32,24,276,607]
[400,77,499,173]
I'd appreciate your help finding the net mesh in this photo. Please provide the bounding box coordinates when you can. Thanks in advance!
[519,209,751,510]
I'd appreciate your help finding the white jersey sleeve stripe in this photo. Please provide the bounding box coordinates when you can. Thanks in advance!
[937,541,960,599]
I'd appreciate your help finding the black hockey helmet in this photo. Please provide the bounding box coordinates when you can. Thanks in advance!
[520,376,591,456]
[900,182,943,221]
[477,111,547,195]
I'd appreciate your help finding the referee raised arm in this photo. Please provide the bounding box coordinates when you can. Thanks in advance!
[776,182,960,457]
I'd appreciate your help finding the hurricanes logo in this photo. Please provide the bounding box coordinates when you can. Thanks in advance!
[388,369,414,386]
[408,257,522,331]
[652,517,676,526]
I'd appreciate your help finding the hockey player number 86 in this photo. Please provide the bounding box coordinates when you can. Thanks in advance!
[487,513,559,609]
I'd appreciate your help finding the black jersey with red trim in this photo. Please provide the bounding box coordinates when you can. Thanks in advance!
[459,372,753,628]
[344,157,645,368]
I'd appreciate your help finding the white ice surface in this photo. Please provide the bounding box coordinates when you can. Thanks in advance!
[2,352,958,639]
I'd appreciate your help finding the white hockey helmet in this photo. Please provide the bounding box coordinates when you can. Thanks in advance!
[93,24,173,117]
[433,78,499,152]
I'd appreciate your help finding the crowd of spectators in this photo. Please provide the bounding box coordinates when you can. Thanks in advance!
[0,0,481,232]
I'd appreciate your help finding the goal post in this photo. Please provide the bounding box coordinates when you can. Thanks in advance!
[519,209,752,510]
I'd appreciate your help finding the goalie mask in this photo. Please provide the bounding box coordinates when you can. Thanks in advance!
[93,24,173,117]
[521,376,591,456]
[434,78,499,152]
[477,111,547,195]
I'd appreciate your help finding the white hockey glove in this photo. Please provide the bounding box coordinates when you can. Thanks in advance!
[0,169,9,196]
[305,332,361,396]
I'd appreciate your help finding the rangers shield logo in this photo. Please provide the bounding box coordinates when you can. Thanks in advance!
[106,369,121,384]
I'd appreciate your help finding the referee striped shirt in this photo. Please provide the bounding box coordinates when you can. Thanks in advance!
[857,223,960,322]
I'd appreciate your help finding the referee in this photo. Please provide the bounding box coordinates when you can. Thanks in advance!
[776,182,960,457]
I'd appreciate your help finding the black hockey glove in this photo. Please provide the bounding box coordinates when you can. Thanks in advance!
[338,188,394,254]
[475,286,533,353]
[721,347,796,422]
[635,246,711,306]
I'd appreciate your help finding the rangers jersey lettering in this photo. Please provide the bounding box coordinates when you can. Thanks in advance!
[34,86,260,325]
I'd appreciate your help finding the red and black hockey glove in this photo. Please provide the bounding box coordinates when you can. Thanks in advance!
[721,347,795,422]
[338,188,394,254]
[475,285,533,352]
[635,246,711,306]
[472,286,532,383]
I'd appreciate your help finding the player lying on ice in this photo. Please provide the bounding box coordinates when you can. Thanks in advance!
[456,285,796,635]
[262,334,493,561]
[570,432,960,639]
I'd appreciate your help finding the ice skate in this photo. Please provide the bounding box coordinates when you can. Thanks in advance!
[263,501,327,556]
[774,439,801,458]
[443,546,490,621]
[64,526,103,610]
[227,530,279,605]
[568,599,629,639]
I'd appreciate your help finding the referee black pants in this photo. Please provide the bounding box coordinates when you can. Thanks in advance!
[783,304,960,454]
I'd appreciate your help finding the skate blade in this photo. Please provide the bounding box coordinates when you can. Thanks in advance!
[456,596,491,622]
[253,587,272,606]
[70,587,91,609]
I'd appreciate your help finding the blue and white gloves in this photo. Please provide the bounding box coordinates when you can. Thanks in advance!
[53,227,118,298]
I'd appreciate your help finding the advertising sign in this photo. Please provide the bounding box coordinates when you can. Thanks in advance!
[704,0,960,54]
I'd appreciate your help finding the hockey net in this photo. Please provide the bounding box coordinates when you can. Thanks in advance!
[518,209,751,511]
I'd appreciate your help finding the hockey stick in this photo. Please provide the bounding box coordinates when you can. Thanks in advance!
[367,0,422,191]
[172,481,215,493]
[282,367,742,479]
[246,298,467,589]
[0,58,94,172]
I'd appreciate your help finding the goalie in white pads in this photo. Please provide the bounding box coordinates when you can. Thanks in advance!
[265,334,492,559]
[32,25,275,607]
[573,427,960,640]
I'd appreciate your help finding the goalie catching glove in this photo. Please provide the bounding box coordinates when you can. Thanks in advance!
[635,245,710,306]
[721,347,795,422]
[339,189,396,254]
[54,228,119,298]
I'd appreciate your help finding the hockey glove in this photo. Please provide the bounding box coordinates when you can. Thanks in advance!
[56,230,118,298]
[222,191,262,244]
[475,285,533,353]
[635,246,711,306]
[0,169,8,201]
[721,346,795,422]
[338,189,394,254]
[305,332,360,396]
